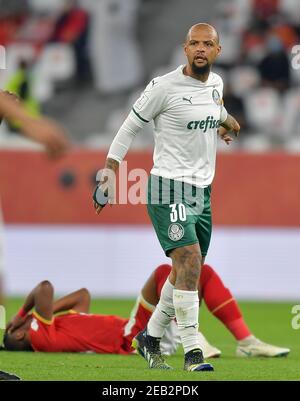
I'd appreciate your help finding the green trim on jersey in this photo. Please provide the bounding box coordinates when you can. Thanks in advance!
[147,175,212,257]
[132,107,149,123]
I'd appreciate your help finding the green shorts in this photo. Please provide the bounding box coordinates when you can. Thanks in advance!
[147,175,212,257]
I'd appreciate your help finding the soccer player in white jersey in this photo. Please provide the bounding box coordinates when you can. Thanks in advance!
[93,23,240,372]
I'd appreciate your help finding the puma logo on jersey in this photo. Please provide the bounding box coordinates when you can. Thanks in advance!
[182,96,193,104]
[187,116,220,132]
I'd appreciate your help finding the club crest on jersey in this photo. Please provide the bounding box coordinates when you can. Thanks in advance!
[168,223,184,241]
[30,318,39,331]
[212,89,222,106]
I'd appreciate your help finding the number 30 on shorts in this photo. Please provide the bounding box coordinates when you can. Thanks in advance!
[169,203,187,223]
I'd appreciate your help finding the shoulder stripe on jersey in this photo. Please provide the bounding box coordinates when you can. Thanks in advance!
[54,309,78,317]
[32,311,54,325]
[132,107,149,123]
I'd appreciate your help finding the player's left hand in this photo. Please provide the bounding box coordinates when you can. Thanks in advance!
[219,114,240,144]
[218,126,233,145]
[231,119,240,138]
[6,314,26,334]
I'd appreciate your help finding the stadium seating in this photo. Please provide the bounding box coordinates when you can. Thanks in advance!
[244,88,282,136]
[228,66,261,98]
[33,44,75,102]
[282,89,300,138]
[0,0,299,151]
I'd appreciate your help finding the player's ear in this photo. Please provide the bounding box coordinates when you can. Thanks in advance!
[183,40,189,56]
[15,330,25,341]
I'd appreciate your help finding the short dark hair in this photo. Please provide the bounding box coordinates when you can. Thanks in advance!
[3,332,33,352]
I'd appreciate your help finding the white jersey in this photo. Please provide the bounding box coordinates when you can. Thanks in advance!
[132,65,227,187]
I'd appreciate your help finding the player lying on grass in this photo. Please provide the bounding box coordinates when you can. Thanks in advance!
[3,264,289,358]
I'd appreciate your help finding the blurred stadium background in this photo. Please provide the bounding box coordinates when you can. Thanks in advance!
[0,0,299,300]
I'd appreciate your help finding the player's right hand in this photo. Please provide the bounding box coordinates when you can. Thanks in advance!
[94,201,104,215]
[93,185,108,215]
[93,168,116,215]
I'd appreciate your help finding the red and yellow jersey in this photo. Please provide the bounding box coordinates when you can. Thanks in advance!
[29,310,129,354]
[29,265,173,354]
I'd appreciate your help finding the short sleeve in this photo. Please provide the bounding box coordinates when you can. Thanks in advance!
[29,312,56,352]
[132,78,167,123]
[220,105,228,123]
[214,74,227,123]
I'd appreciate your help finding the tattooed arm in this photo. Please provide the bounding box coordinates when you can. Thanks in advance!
[94,158,120,214]
[220,113,240,137]
[104,158,120,174]
[93,110,145,215]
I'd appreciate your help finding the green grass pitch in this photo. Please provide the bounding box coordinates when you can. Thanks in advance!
[1,299,299,381]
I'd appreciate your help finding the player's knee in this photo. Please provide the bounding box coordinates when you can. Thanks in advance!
[177,264,200,290]
[171,246,202,289]
[80,288,91,301]
[176,257,201,288]
[39,280,53,289]
[38,280,54,296]
[182,263,201,279]
[171,246,202,268]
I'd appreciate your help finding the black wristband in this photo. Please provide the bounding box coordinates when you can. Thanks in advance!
[93,186,109,207]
